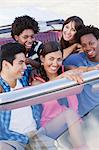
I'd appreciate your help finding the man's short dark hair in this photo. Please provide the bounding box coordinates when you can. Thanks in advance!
[0,42,26,71]
[76,25,99,43]
[11,15,39,40]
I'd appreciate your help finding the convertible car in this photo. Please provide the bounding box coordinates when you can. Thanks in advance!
[0,23,99,150]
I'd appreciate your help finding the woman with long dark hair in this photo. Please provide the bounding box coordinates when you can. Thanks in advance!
[60,16,84,59]
[31,41,87,149]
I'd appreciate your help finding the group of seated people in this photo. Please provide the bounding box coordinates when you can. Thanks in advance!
[0,15,99,150]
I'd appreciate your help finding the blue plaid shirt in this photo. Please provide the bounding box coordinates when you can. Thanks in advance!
[0,68,42,144]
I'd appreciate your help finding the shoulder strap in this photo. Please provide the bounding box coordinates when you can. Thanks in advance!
[62,65,65,73]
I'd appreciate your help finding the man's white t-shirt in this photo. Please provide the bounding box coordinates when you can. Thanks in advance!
[9,80,37,134]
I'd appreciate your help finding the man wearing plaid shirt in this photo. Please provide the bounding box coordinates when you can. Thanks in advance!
[0,42,56,150]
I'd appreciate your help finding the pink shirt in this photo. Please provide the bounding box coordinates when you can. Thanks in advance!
[41,100,67,127]
[67,95,78,112]
[34,76,78,127]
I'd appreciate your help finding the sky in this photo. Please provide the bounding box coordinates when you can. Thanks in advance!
[0,0,99,27]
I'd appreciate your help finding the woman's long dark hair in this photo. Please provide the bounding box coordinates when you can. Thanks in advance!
[38,41,63,81]
[60,16,84,50]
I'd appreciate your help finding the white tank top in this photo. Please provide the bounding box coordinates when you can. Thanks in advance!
[9,80,37,134]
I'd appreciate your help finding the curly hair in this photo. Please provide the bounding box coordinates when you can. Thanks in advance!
[76,25,99,43]
[60,16,84,50]
[11,15,39,40]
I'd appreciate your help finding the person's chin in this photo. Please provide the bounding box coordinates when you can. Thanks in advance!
[87,53,96,59]
[50,70,57,74]
[64,37,71,41]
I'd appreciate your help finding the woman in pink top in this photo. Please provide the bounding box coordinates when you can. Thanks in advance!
[32,41,87,149]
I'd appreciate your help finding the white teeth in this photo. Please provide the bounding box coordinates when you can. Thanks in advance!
[26,45,32,47]
[25,43,32,48]
[87,50,94,55]
[51,67,57,71]
[27,44,32,46]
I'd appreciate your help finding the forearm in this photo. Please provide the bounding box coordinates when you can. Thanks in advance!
[63,44,77,59]
[64,65,77,71]
[76,66,99,73]
[25,58,40,68]
[29,60,40,68]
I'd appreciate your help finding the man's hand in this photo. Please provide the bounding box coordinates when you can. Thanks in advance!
[25,58,40,68]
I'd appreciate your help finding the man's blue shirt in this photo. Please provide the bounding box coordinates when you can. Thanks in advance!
[63,53,99,117]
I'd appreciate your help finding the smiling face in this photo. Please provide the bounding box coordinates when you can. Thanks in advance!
[62,21,77,42]
[6,53,27,80]
[80,33,99,61]
[15,29,35,52]
[41,50,63,79]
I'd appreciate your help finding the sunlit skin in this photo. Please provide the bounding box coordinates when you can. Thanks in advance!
[40,50,83,83]
[0,53,27,88]
[15,29,35,53]
[80,33,99,62]
[2,53,27,80]
[41,50,63,80]
[62,21,77,42]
